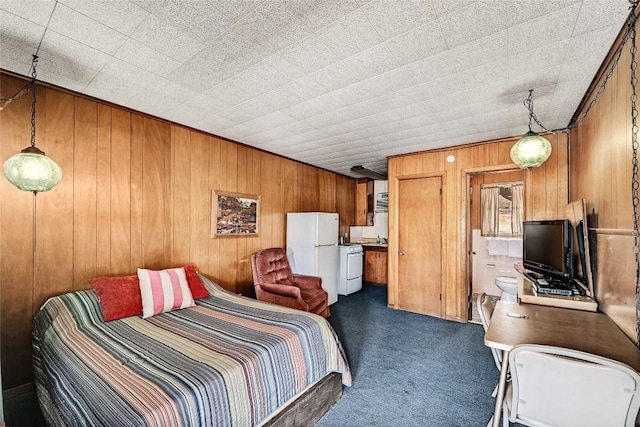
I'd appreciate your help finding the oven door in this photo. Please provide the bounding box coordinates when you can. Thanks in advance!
[346,252,364,280]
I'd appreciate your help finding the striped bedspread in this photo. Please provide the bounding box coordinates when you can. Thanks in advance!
[33,277,351,427]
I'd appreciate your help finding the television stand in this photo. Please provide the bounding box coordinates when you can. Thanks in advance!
[517,271,598,312]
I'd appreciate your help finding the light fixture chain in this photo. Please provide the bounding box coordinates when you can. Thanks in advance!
[629,0,640,348]
[525,90,549,132]
[30,55,38,148]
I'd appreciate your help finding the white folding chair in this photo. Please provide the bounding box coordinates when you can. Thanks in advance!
[505,344,640,427]
[478,293,510,427]
[477,293,504,389]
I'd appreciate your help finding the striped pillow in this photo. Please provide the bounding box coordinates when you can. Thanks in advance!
[137,267,195,318]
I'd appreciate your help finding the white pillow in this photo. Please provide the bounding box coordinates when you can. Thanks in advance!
[137,267,195,318]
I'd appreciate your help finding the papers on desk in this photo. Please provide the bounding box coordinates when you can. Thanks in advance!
[519,273,598,312]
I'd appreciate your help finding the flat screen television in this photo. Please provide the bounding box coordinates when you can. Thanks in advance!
[522,219,574,283]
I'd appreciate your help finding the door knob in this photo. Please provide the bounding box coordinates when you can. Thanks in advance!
[399,251,406,256]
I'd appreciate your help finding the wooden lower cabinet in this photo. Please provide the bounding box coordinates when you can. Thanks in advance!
[364,248,388,284]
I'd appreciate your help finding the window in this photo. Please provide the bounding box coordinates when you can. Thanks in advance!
[481,182,523,237]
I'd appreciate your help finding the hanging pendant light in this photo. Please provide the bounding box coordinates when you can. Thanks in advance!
[510,90,552,169]
[3,55,62,193]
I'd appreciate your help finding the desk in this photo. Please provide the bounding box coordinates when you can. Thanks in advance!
[484,301,640,427]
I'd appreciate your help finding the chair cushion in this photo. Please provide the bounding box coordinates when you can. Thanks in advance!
[252,248,295,286]
[300,288,328,315]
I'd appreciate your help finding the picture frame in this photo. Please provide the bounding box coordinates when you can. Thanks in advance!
[211,190,260,238]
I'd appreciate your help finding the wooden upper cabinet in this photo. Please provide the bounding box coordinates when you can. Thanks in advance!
[355,179,374,226]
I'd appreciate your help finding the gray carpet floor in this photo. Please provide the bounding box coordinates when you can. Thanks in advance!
[3,284,500,426]
[317,284,499,427]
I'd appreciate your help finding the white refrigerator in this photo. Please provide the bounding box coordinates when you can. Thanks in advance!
[286,212,339,305]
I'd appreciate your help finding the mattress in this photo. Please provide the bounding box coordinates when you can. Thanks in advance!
[33,276,351,426]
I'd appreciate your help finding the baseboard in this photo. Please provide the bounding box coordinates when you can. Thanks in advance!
[3,382,33,400]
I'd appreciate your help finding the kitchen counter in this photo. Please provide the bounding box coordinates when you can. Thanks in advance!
[348,239,388,248]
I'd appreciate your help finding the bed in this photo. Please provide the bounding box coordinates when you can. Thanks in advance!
[33,274,351,426]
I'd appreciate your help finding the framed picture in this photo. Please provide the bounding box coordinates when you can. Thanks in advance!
[211,190,260,238]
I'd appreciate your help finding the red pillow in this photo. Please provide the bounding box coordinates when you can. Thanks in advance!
[90,275,142,321]
[184,265,209,299]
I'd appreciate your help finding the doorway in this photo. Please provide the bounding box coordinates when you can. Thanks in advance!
[467,169,525,322]
[397,176,442,317]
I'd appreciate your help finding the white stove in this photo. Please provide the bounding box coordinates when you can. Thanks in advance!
[338,244,363,296]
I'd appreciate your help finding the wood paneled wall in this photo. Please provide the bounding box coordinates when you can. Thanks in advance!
[569,12,638,341]
[0,72,356,390]
[388,134,569,321]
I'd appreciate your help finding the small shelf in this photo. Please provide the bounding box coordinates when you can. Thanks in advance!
[517,274,597,312]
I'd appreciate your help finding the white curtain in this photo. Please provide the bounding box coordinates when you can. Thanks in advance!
[481,186,500,236]
[511,183,524,236]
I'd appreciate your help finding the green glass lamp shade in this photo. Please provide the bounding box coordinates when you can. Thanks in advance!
[510,131,552,169]
[3,146,62,192]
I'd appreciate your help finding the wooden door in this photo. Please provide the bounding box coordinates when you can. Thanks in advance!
[397,176,442,317]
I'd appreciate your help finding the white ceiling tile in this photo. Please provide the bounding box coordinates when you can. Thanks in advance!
[384,20,447,66]
[239,1,312,52]
[212,0,263,22]
[284,0,361,33]
[147,0,231,43]
[360,0,437,40]
[83,70,146,107]
[277,34,339,74]
[166,27,270,91]
[504,0,581,27]
[114,38,181,76]
[215,99,275,123]
[310,60,362,93]
[256,85,308,110]
[236,110,296,133]
[341,43,399,80]
[563,23,624,69]
[401,50,457,84]
[37,30,111,85]
[507,3,579,57]
[59,0,149,35]
[163,102,215,126]
[336,67,414,104]
[247,127,296,145]
[99,58,180,97]
[193,115,237,133]
[48,3,128,55]
[0,53,28,78]
[0,0,56,26]
[129,0,163,14]
[282,75,330,103]
[573,0,630,36]
[314,9,382,59]
[429,0,477,18]
[281,120,317,135]
[248,54,305,91]
[507,66,561,98]
[0,11,44,75]
[446,31,508,72]
[438,1,510,49]
[130,13,205,62]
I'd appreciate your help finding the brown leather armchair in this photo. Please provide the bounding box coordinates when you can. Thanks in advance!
[251,248,330,317]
